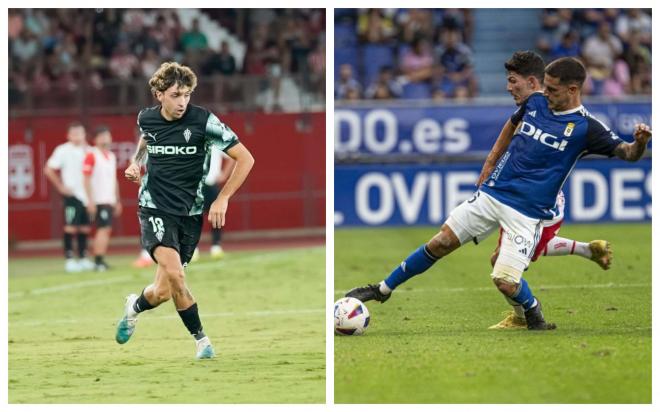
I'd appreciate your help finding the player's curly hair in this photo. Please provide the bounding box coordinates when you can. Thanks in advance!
[148,62,198,97]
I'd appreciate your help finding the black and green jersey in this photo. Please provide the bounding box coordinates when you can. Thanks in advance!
[137,104,239,216]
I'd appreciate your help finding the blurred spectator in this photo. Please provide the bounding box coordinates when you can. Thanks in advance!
[11,29,39,68]
[433,28,477,99]
[109,41,139,80]
[335,63,362,100]
[365,66,402,99]
[307,38,326,98]
[615,9,651,46]
[357,9,396,44]
[400,35,434,83]
[141,48,161,79]
[582,22,622,72]
[537,9,574,55]
[550,31,580,60]
[623,30,652,94]
[203,41,237,76]
[180,18,208,52]
[397,9,434,44]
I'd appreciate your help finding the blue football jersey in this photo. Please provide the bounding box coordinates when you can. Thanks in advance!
[480,92,622,219]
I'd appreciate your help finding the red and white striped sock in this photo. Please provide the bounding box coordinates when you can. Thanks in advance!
[543,236,592,258]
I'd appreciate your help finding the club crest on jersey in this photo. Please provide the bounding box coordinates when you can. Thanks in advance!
[183,128,192,143]
[564,122,575,137]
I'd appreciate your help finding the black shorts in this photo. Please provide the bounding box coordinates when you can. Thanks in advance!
[138,207,203,265]
[63,196,90,226]
[203,183,221,212]
[96,204,114,228]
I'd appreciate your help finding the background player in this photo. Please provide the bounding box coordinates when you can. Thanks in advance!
[477,51,613,329]
[44,122,94,273]
[116,62,255,359]
[347,57,651,330]
[82,125,122,271]
[191,145,235,261]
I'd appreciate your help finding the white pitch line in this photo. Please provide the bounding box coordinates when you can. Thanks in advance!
[334,282,650,295]
[12,308,325,327]
[8,276,137,299]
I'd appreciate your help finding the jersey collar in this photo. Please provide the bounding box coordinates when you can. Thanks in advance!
[552,105,584,116]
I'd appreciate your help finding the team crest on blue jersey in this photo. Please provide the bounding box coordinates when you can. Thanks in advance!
[564,122,575,137]
[183,128,192,143]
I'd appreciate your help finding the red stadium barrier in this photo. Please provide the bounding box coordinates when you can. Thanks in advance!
[8,112,325,242]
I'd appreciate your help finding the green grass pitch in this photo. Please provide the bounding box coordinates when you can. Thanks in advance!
[334,223,651,403]
[9,246,325,403]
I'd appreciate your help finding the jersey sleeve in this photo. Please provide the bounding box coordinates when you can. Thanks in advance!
[82,152,95,176]
[509,96,530,126]
[205,112,240,152]
[585,116,622,157]
[46,145,64,169]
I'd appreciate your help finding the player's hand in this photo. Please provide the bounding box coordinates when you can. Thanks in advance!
[114,202,123,217]
[633,123,652,145]
[87,203,97,221]
[124,163,141,183]
[208,196,228,229]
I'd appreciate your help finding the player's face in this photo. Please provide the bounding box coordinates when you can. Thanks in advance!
[157,84,192,120]
[95,131,112,149]
[506,72,534,106]
[543,74,571,111]
[67,126,86,145]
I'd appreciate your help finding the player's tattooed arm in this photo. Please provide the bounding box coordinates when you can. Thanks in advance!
[477,119,516,186]
[125,136,147,183]
[132,136,148,165]
[613,123,652,162]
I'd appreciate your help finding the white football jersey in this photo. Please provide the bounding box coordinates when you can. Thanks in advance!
[46,142,89,205]
[83,147,117,204]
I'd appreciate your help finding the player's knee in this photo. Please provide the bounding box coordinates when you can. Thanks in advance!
[490,263,522,297]
[427,228,459,257]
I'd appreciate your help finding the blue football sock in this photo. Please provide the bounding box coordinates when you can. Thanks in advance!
[383,245,439,290]
[510,277,537,311]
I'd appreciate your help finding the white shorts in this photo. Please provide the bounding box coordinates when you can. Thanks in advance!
[446,191,543,274]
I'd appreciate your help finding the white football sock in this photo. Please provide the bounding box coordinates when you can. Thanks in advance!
[379,281,392,295]
[543,236,591,258]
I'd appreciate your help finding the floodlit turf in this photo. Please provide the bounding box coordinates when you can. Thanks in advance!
[9,247,325,403]
[334,224,651,404]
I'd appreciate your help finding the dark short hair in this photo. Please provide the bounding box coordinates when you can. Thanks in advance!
[504,51,546,83]
[93,125,111,138]
[545,57,586,87]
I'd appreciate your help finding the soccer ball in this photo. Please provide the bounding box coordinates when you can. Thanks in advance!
[334,297,370,336]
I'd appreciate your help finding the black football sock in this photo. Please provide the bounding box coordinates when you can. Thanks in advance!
[64,233,74,259]
[95,255,104,265]
[133,289,155,313]
[77,233,88,258]
[211,228,222,245]
[177,303,206,340]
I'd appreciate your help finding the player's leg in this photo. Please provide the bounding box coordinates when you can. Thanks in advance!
[63,197,80,272]
[75,198,94,270]
[488,227,526,330]
[93,205,113,271]
[539,236,612,270]
[346,191,496,303]
[205,183,224,259]
[494,206,555,330]
[173,214,215,359]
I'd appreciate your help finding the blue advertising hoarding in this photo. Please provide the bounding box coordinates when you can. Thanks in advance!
[335,102,651,156]
[335,159,651,226]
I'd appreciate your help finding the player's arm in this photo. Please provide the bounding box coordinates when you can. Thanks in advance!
[43,165,72,196]
[82,152,96,218]
[612,123,652,162]
[476,119,516,186]
[208,143,255,228]
[114,175,122,216]
[218,153,236,185]
[125,136,147,183]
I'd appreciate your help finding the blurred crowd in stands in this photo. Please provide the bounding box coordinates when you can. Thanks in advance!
[537,8,651,97]
[9,8,325,111]
[335,8,651,101]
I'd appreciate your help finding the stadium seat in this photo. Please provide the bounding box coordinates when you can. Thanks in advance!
[402,82,432,99]
[362,44,395,87]
[335,23,358,49]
